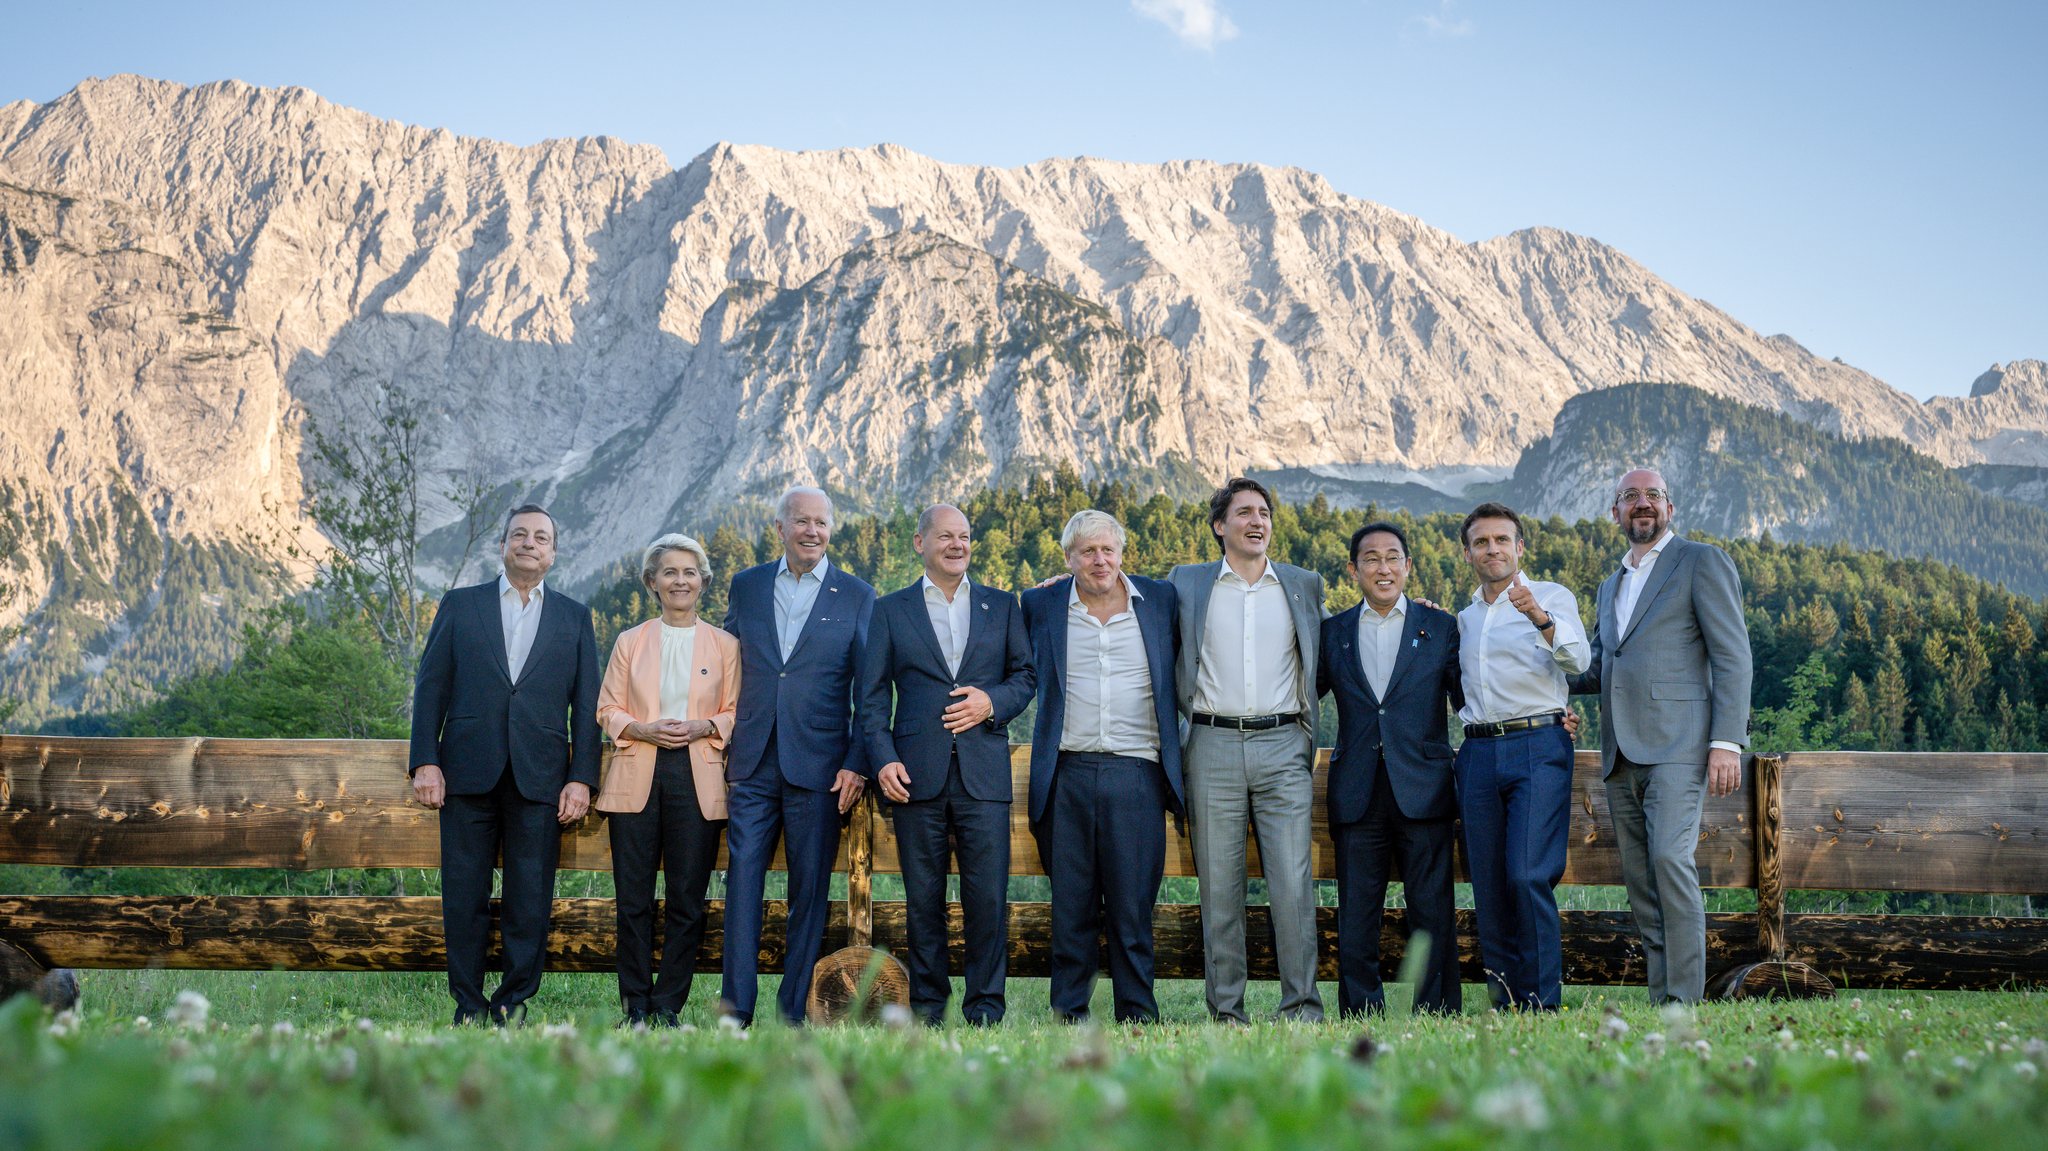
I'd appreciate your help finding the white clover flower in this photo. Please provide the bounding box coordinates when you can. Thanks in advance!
[326,1048,359,1082]
[1642,1033,1666,1056]
[1741,1055,1758,1071]
[541,1023,576,1039]
[2016,1062,2038,1080]
[1996,1021,2010,1031]
[166,990,210,1031]
[717,1014,745,1032]
[1849,997,1863,1010]
[1824,1048,1840,1060]
[354,1017,375,1033]
[880,1003,914,1030]
[1692,1039,1713,1060]
[1599,1015,1630,1041]
[46,1009,80,1038]
[179,1064,218,1088]
[270,1021,296,1038]
[1473,1082,1550,1132]
[1904,1049,1920,1061]
[1852,1049,1871,1065]
[1775,1028,1797,1051]
[1952,1056,1974,1071]
[2024,1038,2047,1059]
[1900,1009,1913,1021]
[133,1016,151,1030]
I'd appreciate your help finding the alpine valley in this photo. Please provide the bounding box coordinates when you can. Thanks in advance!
[2,75,2042,722]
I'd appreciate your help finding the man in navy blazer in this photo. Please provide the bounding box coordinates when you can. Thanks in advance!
[409,504,601,1026]
[1316,521,1464,1016]
[1019,510,1183,1023]
[720,486,875,1026]
[858,504,1035,1025]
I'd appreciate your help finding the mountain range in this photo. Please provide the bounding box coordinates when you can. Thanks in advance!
[1,74,2042,722]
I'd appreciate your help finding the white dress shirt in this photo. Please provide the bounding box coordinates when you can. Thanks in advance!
[1615,529,1675,635]
[1192,559,1302,717]
[1059,574,1160,759]
[1357,595,1408,702]
[1457,578,1590,726]
[920,574,972,678]
[773,554,830,662]
[498,574,546,683]
[658,621,697,721]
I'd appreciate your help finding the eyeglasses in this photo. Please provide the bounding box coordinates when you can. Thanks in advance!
[1353,552,1407,569]
[1616,488,1668,505]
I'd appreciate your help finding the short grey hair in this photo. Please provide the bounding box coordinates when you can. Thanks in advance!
[1059,509,1126,553]
[499,503,558,545]
[917,503,967,536]
[774,485,834,527]
[640,533,711,587]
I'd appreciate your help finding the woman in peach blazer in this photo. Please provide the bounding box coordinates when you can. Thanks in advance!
[594,533,739,1027]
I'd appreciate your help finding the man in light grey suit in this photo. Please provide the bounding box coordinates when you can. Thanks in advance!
[1170,477,1327,1023]
[1569,467,1753,1003]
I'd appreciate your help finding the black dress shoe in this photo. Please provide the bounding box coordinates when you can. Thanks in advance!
[651,1010,682,1029]
[620,1009,652,1029]
[453,1007,487,1027]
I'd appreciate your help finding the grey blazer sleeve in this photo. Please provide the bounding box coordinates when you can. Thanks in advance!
[1694,545,1753,748]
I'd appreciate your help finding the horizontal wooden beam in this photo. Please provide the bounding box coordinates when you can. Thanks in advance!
[0,736,838,872]
[4,737,1754,887]
[1776,751,2048,895]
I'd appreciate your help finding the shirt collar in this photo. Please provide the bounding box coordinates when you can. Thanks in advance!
[1068,572,1144,609]
[1362,594,1409,621]
[776,553,832,582]
[499,573,545,604]
[1623,529,1677,574]
[921,573,968,602]
[1215,558,1277,587]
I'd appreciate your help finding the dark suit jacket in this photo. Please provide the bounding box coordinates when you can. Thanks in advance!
[1020,575,1183,824]
[858,579,1035,803]
[723,559,876,791]
[408,580,601,803]
[1569,534,1753,777]
[1316,600,1463,823]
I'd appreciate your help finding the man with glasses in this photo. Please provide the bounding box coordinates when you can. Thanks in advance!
[1315,521,1464,1016]
[1569,469,1752,1004]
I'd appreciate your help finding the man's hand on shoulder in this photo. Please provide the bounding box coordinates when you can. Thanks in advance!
[411,764,446,809]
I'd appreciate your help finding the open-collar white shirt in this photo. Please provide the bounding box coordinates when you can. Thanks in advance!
[920,574,972,678]
[773,554,831,661]
[498,574,546,683]
[1193,557,1301,717]
[1060,574,1159,760]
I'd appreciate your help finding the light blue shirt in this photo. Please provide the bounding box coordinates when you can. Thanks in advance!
[773,554,831,661]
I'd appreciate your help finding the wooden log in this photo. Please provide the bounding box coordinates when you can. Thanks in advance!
[1785,913,2048,990]
[1776,751,2048,895]
[0,895,834,974]
[1754,754,1787,961]
[0,735,842,872]
[867,748,1755,888]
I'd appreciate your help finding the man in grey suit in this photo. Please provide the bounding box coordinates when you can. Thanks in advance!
[1570,467,1753,1004]
[1170,477,1327,1023]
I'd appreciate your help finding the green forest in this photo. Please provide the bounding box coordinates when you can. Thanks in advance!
[81,464,2048,759]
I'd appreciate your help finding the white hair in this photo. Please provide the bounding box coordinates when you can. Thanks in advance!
[1059,509,1127,553]
[774,485,834,527]
[640,533,711,587]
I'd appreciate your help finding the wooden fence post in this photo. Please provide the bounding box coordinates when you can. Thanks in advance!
[846,791,874,949]
[1754,753,1786,961]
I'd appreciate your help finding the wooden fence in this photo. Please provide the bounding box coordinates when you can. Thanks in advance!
[1,737,2043,992]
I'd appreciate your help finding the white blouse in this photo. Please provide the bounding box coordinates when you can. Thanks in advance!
[658,622,697,722]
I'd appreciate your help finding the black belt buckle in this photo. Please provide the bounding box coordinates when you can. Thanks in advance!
[1463,711,1565,741]
[1195,712,1299,731]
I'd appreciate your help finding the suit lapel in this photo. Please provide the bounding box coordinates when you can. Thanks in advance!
[475,583,513,683]
[752,567,785,671]
[1042,589,1068,698]
[904,580,951,675]
[1187,562,1219,654]
[1327,605,1371,705]
[1618,538,1684,646]
[1376,605,1426,702]
[784,564,842,664]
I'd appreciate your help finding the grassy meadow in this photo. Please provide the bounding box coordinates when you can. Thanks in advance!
[4,970,2044,1151]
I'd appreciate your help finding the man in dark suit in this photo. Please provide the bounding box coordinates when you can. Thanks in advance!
[1570,468,1753,1003]
[720,485,875,1026]
[1315,521,1464,1016]
[1020,509,1183,1023]
[858,504,1035,1026]
[409,503,600,1026]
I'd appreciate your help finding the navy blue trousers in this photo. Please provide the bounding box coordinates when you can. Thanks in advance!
[1035,752,1168,1023]
[1332,766,1462,1016]
[719,737,843,1025]
[440,769,561,1022]
[1455,723,1573,1010]
[891,756,1011,1025]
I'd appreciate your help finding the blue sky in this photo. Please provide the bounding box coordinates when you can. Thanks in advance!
[8,1,2042,399]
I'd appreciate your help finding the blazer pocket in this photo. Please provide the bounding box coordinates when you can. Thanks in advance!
[1423,741,1453,760]
[1650,680,1709,701]
[806,713,849,731]
[893,721,923,738]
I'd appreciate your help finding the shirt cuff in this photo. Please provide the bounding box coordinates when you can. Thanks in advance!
[1709,740,1742,755]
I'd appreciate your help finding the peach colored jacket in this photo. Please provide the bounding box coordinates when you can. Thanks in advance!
[594,619,740,819]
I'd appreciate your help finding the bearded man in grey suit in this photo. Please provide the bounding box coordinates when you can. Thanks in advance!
[1170,477,1327,1024]
[1569,467,1753,1004]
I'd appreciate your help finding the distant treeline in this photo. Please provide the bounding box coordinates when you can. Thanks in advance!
[84,465,2048,757]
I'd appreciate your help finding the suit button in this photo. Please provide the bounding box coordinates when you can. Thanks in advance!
[1378,708,1385,716]
[779,672,788,678]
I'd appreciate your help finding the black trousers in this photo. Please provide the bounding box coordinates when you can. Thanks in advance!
[607,746,723,1016]
[892,755,1011,1025]
[440,769,562,1020]
[1332,765,1462,1016]
[1036,751,1168,1023]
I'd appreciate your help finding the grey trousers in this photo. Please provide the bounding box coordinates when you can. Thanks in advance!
[1606,754,1709,1003]
[1185,723,1324,1023]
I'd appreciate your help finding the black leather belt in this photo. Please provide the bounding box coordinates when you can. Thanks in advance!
[1191,712,1302,731]
[1463,711,1566,740]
